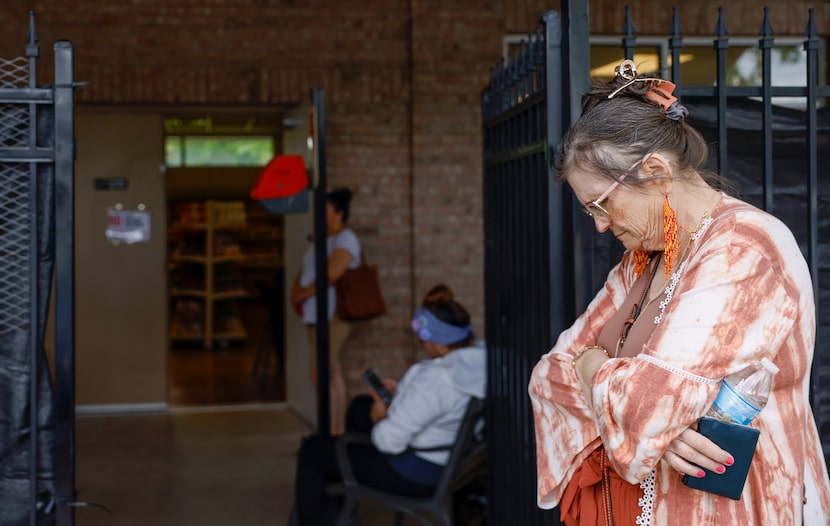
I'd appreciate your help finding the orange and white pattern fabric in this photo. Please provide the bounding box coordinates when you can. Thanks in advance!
[530,195,830,524]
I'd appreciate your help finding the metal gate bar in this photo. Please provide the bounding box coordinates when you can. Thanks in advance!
[53,38,76,526]
[482,2,588,523]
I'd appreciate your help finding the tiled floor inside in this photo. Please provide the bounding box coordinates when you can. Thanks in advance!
[168,301,285,407]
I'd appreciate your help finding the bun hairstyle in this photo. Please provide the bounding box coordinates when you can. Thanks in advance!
[556,60,733,193]
[422,284,474,348]
[327,187,354,223]
[423,283,454,304]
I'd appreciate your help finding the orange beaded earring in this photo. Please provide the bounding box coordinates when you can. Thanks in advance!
[633,249,650,278]
[663,195,678,276]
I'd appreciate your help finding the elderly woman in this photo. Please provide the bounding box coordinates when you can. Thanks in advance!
[529,60,830,525]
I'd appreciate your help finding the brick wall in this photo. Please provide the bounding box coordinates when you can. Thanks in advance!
[1,0,826,396]
[409,0,503,356]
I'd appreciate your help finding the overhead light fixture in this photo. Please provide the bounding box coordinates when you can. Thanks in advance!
[591,53,695,78]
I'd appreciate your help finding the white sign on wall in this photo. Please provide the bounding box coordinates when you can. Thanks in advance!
[105,205,151,244]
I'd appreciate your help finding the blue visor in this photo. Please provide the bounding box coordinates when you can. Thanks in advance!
[411,308,471,345]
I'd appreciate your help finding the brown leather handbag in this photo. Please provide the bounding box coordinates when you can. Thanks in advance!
[335,251,387,322]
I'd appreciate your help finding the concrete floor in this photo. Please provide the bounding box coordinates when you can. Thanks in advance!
[75,405,305,526]
[74,405,428,526]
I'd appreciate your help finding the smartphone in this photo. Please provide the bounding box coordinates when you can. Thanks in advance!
[362,368,393,404]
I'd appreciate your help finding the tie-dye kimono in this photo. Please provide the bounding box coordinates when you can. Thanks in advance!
[530,195,830,524]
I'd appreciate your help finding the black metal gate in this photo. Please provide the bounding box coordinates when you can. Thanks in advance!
[482,2,588,524]
[483,3,830,525]
[0,12,76,526]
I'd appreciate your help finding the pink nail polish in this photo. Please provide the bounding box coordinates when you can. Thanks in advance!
[697,470,705,478]
[725,457,734,466]
[716,465,725,474]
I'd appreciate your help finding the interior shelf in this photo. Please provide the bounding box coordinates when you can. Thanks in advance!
[170,288,207,298]
[167,199,283,349]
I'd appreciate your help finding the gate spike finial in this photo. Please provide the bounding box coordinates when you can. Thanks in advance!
[497,57,506,91]
[533,26,544,68]
[670,6,682,38]
[623,5,636,36]
[759,5,774,37]
[714,6,729,38]
[26,10,40,59]
[492,61,498,91]
[517,39,528,91]
[524,32,534,71]
[805,8,818,39]
[622,4,637,57]
[513,46,521,88]
[668,5,684,83]
[26,10,39,46]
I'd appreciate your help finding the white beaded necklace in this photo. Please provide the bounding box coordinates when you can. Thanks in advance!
[654,215,714,326]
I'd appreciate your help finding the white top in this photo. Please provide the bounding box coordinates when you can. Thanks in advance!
[299,228,361,324]
[371,345,487,465]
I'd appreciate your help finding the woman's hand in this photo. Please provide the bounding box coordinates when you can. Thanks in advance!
[290,273,314,305]
[663,426,734,478]
[369,378,399,423]
[572,346,610,410]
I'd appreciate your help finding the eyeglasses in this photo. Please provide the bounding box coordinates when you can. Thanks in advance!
[582,179,621,221]
[581,157,647,222]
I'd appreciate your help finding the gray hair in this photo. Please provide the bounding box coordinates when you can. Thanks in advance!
[556,86,733,193]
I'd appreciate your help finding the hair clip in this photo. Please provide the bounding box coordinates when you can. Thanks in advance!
[615,59,638,81]
[645,80,688,121]
[607,59,640,99]
[644,80,678,112]
[607,59,688,121]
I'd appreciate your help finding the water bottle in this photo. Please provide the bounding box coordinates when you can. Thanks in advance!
[706,358,779,425]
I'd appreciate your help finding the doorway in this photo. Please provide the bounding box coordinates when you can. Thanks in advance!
[164,112,288,406]
[73,105,315,413]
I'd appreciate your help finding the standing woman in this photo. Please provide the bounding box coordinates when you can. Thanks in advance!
[529,61,830,524]
[291,187,361,436]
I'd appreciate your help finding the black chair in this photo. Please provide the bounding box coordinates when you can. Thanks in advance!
[330,397,486,526]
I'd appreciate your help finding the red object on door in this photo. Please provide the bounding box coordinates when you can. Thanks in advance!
[250,155,309,200]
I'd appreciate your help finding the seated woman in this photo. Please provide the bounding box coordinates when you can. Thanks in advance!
[291,284,486,525]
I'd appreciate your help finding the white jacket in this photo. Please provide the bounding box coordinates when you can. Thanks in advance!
[371,345,486,465]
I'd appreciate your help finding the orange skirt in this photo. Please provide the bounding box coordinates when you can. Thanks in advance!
[560,446,643,526]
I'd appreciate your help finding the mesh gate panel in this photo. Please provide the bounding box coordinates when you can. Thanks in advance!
[0,94,32,336]
[0,160,31,335]
[1,103,32,147]
[0,56,29,87]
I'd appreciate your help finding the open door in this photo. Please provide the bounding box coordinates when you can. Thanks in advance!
[281,104,316,426]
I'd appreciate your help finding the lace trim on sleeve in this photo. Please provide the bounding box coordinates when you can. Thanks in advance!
[635,354,720,384]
